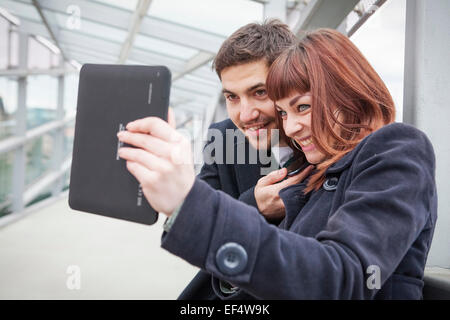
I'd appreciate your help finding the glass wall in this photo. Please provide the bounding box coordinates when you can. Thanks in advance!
[350,0,406,122]
[0,150,13,217]
[0,77,17,140]
[26,75,58,129]
[25,133,54,187]
[0,13,76,216]
[0,15,8,69]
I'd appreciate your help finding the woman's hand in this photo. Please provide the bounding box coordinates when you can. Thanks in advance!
[254,165,314,221]
[117,115,195,216]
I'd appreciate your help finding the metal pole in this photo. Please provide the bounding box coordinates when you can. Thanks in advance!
[11,31,28,212]
[51,56,65,196]
[403,0,450,268]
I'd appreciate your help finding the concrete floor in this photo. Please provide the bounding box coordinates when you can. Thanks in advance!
[0,196,199,299]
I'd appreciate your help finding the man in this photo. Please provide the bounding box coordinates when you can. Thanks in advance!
[117,20,312,299]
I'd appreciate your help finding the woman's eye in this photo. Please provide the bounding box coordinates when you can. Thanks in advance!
[277,110,287,118]
[297,104,311,112]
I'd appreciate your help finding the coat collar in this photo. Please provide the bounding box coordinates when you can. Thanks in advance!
[325,150,355,174]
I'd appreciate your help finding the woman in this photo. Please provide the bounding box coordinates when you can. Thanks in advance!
[118,29,437,299]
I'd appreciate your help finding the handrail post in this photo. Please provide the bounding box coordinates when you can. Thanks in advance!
[11,31,28,212]
[51,57,65,196]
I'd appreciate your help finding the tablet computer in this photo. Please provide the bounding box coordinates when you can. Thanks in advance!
[68,64,171,225]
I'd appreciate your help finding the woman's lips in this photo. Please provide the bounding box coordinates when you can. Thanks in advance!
[295,136,316,152]
[301,143,316,152]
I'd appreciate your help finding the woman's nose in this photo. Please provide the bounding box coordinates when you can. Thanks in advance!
[284,116,303,138]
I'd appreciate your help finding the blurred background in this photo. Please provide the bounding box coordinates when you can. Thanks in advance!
[0,0,448,299]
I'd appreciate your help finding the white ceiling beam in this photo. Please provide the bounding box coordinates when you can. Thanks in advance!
[0,68,76,77]
[57,30,186,69]
[31,0,67,60]
[173,51,214,81]
[16,15,50,38]
[347,0,387,37]
[172,103,204,115]
[190,67,220,83]
[128,48,185,72]
[117,0,153,64]
[289,0,360,34]
[172,85,212,99]
[27,0,226,53]
[173,77,218,95]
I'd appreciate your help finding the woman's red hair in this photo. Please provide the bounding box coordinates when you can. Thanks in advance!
[266,28,395,193]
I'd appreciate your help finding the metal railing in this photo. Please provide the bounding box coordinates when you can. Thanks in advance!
[0,114,75,216]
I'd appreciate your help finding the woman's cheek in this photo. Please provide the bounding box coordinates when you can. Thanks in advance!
[283,120,290,137]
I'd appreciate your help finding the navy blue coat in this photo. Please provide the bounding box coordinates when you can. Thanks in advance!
[177,119,273,299]
[196,118,267,209]
[162,122,437,299]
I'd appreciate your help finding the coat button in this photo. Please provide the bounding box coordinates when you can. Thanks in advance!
[323,176,339,191]
[216,242,248,276]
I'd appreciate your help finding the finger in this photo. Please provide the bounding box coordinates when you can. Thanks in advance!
[168,107,176,129]
[126,117,183,143]
[279,165,315,188]
[117,131,173,159]
[126,160,159,186]
[258,168,287,186]
[118,147,173,173]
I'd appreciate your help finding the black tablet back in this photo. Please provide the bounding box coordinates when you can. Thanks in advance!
[68,64,171,225]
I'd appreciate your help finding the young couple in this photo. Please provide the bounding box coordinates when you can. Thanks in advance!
[116,20,437,299]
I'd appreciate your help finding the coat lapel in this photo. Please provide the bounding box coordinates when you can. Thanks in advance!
[232,129,272,194]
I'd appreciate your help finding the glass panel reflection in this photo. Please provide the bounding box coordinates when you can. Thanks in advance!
[0,150,13,217]
[25,133,54,188]
[26,75,58,129]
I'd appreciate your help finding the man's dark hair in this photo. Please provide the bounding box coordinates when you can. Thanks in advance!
[212,19,296,79]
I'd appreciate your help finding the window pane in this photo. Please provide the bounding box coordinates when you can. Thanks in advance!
[93,0,138,11]
[0,150,14,217]
[9,29,18,68]
[0,0,41,22]
[148,0,263,37]
[134,35,198,60]
[25,133,54,187]
[350,0,406,122]
[63,121,75,160]
[0,77,18,140]
[28,36,52,69]
[64,73,79,114]
[0,16,9,69]
[26,75,58,129]
[51,11,128,43]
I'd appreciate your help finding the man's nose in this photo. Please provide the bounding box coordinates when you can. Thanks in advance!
[239,99,259,123]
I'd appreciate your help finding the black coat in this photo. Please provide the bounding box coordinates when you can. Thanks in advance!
[163,123,437,299]
[178,119,271,299]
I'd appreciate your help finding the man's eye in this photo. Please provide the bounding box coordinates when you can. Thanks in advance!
[226,94,238,101]
[298,104,311,112]
[255,89,267,97]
